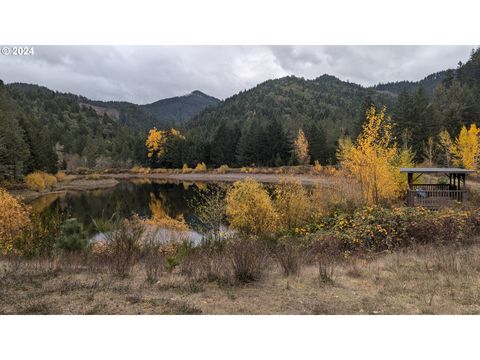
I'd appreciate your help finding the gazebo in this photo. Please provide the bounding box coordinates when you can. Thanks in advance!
[400,167,476,208]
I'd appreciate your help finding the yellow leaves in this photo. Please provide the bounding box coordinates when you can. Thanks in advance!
[338,105,409,205]
[182,163,192,173]
[312,160,323,174]
[216,164,230,174]
[293,129,310,165]
[225,178,278,236]
[148,192,189,231]
[145,127,185,159]
[145,128,166,159]
[25,171,57,192]
[274,177,311,230]
[0,188,32,256]
[193,162,207,173]
[449,124,480,170]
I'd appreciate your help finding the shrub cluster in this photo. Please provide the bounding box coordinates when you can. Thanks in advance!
[193,162,207,173]
[226,178,278,236]
[216,164,229,174]
[25,171,57,191]
[0,188,32,256]
[313,206,480,253]
[182,163,192,174]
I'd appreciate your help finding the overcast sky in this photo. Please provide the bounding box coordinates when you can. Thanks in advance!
[0,45,475,104]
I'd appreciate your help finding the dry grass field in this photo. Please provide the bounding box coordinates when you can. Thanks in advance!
[2,242,479,315]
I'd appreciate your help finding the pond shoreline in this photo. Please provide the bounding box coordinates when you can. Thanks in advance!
[110,172,333,186]
[11,178,120,202]
[11,171,334,202]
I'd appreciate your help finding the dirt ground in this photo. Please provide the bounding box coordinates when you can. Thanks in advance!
[2,243,480,315]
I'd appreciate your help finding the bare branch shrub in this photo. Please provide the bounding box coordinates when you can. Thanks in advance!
[225,237,269,284]
[275,237,307,276]
[141,226,165,283]
[310,234,344,284]
[102,214,145,277]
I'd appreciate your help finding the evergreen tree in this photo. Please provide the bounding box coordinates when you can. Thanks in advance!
[305,122,327,164]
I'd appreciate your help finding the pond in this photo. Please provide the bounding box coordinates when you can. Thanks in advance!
[30,179,224,242]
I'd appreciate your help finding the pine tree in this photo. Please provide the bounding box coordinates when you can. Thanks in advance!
[305,123,327,164]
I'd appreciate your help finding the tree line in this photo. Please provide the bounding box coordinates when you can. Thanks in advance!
[1,48,480,179]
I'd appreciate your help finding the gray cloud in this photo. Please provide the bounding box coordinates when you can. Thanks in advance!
[0,45,474,103]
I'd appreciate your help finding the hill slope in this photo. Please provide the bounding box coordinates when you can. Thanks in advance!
[141,90,220,125]
[182,75,396,166]
[371,70,452,97]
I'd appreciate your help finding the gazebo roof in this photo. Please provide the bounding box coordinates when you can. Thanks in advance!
[400,167,476,174]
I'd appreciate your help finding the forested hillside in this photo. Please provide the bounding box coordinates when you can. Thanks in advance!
[371,70,451,97]
[1,47,479,178]
[0,82,147,177]
[181,75,395,167]
[142,90,220,126]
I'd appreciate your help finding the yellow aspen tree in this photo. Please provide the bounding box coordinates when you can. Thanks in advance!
[438,129,453,167]
[293,129,310,165]
[337,106,406,205]
[450,124,480,170]
[422,136,435,167]
[145,128,185,159]
[146,128,167,158]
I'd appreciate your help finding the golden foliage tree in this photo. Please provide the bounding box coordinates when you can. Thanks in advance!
[0,188,32,255]
[423,136,435,167]
[449,124,480,170]
[438,129,453,167]
[293,129,310,165]
[274,177,311,230]
[145,128,185,159]
[337,106,412,204]
[225,178,278,236]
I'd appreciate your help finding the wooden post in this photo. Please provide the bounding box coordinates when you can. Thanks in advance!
[407,172,413,190]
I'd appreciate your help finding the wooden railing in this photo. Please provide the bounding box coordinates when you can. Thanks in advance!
[407,189,466,208]
[409,183,452,191]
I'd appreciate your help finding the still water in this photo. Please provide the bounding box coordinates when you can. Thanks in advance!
[30,179,221,240]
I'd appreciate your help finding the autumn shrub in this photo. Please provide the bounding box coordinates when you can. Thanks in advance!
[217,164,229,174]
[85,173,101,180]
[1,201,62,258]
[274,177,312,231]
[310,174,364,218]
[313,160,323,174]
[55,171,67,182]
[226,178,278,236]
[130,166,151,174]
[193,162,207,173]
[0,188,32,256]
[312,206,480,254]
[324,166,337,177]
[182,163,192,174]
[25,171,57,191]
